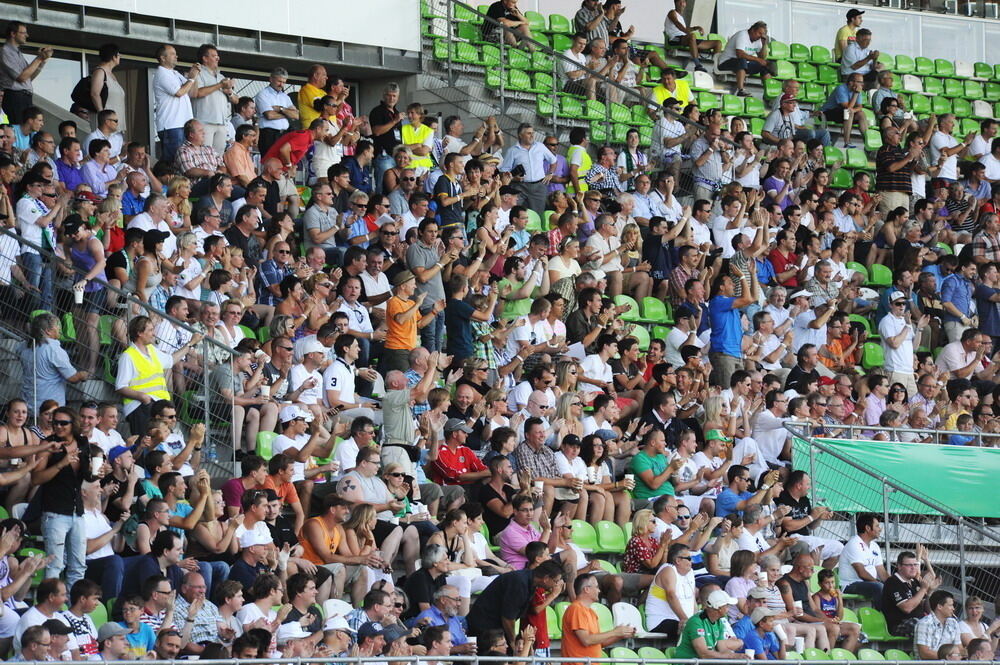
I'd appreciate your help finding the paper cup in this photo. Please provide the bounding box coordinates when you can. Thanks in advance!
[534,480,544,493]
[259,385,270,399]
[795,637,805,653]
[794,600,803,611]
[744,650,755,658]
[624,473,634,483]
[74,287,84,304]
[468,637,477,646]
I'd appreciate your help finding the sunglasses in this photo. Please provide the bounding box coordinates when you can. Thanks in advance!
[53,420,73,426]
[382,231,398,236]
[394,603,405,609]
[400,177,416,181]
[276,249,291,254]
[387,472,405,478]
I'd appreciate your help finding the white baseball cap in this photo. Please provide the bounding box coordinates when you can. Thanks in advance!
[276,622,311,644]
[279,405,313,424]
[238,529,272,549]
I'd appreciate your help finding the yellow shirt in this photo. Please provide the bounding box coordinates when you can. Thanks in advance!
[833,25,857,60]
[653,79,692,108]
[402,123,435,169]
[297,83,325,128]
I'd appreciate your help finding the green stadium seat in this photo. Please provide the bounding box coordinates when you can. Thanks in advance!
[531,72,553,94]
[750,117,765,136]
[831,648,857,661]
[453,3,482,23]
[570,519,598,551]
[507,69,531,91]
[824,146,844,166]
[774,60,796,80]
[922,77,943,96]
[943,78,963,98]
[915,57,934,76]
[858,648,886,661]
[611,123,629,144]
[536,95,554,117]
[523,10,545,32]
[610,102,630,123]
[481,44,500,66]
[883,649,911,660]
[797,62,818,82]
[864,129,883,151]
[994,64,1000,81]
[484,67,501,88]
[818,65,839,86]
[630,104,652,126]
[551,33,573,51]
[768,40,789,61]
[545,605,561,639]
[584,99,605,121]
[964,79,984,99]
[935,58,955,78]
[697,91,720,110]
[257,431,277,459]
[789,43,809,62]
[764,77,783,100]
[638,647,667,660]
[868,262,893,287]
[974,62,993,79]
[846,262,869,282]
[454,42,481,64]
[638,125,652,148]
[589,121,608,143]
[524,208,544,233]
[18,548,46,586]
[744,97,766,118]
[507,48,531,70]
[848,313,875,339]
[88,602,109,629]
[595,520,627,553]
[651,325,671,342]
[802,82,825,104]
[831,168,853,189]
[630,325,650,351]
[787,653,803,661]
[531,50,553,71]
[846,148,867,169]
[878,53,895,71]
[861,342,884,370]
[610,647,640,665]
[985,82,1000,102]
[931,96,952,115]
[614,294,641,321]
[455,22,479,42]
[639,296,670,324]
[809,45,832,65]
[593,602,614,632]
[909,94,931,115]
[894,55,915,74]
[548,13,572,34]
[560,96,584,118]
[804,647,831,660]
[952,98,972,118]
[722,94,745,115]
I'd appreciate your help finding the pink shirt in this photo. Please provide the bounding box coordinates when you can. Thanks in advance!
[499,520,541,570]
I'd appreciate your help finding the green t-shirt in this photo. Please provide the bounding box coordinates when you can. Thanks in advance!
[675,611,728,659]
[496,277,531,319]
[629,450,674,499]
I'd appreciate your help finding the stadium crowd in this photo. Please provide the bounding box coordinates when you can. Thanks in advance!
[0,0,998,661]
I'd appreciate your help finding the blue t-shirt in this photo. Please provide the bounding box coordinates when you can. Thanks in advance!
[708,295,743,357]
[732,615,754,642]
[821,84,853,113]
[168,501,193,537]
[743,628,781,659]
[123,622,156,659]
[445,298,477,360]
[715,487,753,516]
[975,283,1000,336]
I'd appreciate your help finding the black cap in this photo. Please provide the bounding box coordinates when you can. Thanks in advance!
[61,215,85,238]
[143,229,170,244]
[846,9,864,18]
[21,172,50,188]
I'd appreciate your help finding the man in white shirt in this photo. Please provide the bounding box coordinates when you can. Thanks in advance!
[323,333,381,425]
[254,67,299,156]
[981,137,1000,183]
[561,34,593,97]
[581,394,614,436]
[968,119,997,162]
[665,304,704,367]
[579,333,617,395]
[126,195,177,257]
[751,391,791,468]
[839,28,880,83]
[152,45,197,163]
[718,21,771,97]
[338,275,378,366]
[90,404,127,455]
[192,44,239,155]
[837,513,888,603]
[332,416,378,479]
[289,338,326,420]
[929,114,973,183]
[508,366,556,413]
[878,291,924,394]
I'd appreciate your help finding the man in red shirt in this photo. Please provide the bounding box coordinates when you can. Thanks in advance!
[429,419,489,486]
[768,228,800,287]
[262,118,327,171]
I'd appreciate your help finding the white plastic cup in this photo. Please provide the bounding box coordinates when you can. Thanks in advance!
[329,460,341,473]
[624,473,634,483]
[259,384,270,399]
[744,650,755,658]
[758,570,768,585]
[794,600,803,611]
[73,286,84,304]
[468,637,477,646]
[795,637,805,653]
[534,480,544,494]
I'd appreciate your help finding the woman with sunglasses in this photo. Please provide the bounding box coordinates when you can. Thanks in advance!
[579,434,633,523]
[382,145,414,195]
[0,399,52,509]
[31,406,92,585]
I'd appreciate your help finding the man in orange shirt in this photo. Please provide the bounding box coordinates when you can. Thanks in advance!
[561,574,635,664]
[262,453,306,534]
[383,269,445,373]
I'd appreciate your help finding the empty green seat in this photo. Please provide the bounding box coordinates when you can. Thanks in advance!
[864,129,883,151]
[923,77,943,96]
[507,48,531,70]
[915,57,934,76]
[831,168,853,189]
[909,94,931,115]
[531,50,552,71]
[868,263,893,287]
[883,649,911,660]
[697,91,720,110]
[846,148,867,168]
[803,82,825,103]
[507,69,531,91]
[943,79,964,98]
[878,53,895,71]
[861,342,884,370]
[589,121,608,143]
[810,45,832,65]
[559,96,584,118]
[768,40,789,60]
[596,521,627,553]
[774,60,796,79]
[536,95,554,116]
[797,62,817,82]
[789,42,809,62]
[453,3,481,23]
[965,80,985,99]
[975,62,993,80]
[456,22,479,42]
[895,55,915,74]
[764,77,783,100]
[824,146,844,166]
[548,13,572,34]
[818,65,839,86]
[744,97,766,118]
[481,44,500,66]
[570,520,599,551]
[722,94,744,115]
[935,58,955,78]
[614,294,641,321]
[611,123,629,144]
[551,33,573,51]
[630,324,650,351]
[630,104,653,127]
[584,99,605,121]
[804,647,831,660]
[858,649,885,661]
[530,72,553,94]
[931,96,952,115]
[651,325,671,341]
[952,98,972,118]
[454,42,481,64]
[831,648,857,660]
[257,431,277,459]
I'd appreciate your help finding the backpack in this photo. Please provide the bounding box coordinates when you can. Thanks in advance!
[70,74,107,113]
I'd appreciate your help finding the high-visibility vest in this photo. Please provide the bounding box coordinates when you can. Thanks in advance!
[566,144,592,195]
[123,344,171,406]
[401,123,435,169]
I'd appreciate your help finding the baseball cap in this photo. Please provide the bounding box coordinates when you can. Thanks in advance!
[751,607,781,623]
[747,587,770,600]
[97,623,129,642]
[818,376,837,387]
[74,190,102,202]
[594,428,618,442]
[391,270,416,287]
[889,290,908,303]
[780,93,798,104]
[561,434,582,448]
[279,405,312,424]
[61,214,86,238]
[108,445,131,465]
[705,589,738,609]
[323,615,355,634]
[238,529,272,549]
[499,185,519,197]
[846,8,864,18]
[444,418,473,434]
[705,429,733,443]
[790,289,813,300]
[357,622,385,641]
[143,229,170,244]
[300,338,326,356]
[382,624,410,644]
[276,622,311,644]
[323,599,354,620]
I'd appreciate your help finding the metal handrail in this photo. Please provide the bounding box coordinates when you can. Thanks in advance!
[432,0,735,146]
[806,421,999,447]
[8,659,991,665]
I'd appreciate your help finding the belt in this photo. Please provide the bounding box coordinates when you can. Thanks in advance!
[520,179,545,185]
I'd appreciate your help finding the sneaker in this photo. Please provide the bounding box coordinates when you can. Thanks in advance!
[693,61,707,72]
[736,89,751,97]
[843,143,859,149]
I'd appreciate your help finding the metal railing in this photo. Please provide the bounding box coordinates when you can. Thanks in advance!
[786,423,1000,603]
[0,226,240,472]
[816,422,1000,447]
[6,660,985,665]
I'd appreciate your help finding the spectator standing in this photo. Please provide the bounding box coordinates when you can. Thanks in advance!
[191,43,239,155]
[0,22,52,124]
[152,45,197,163]
[499,123,558,215]
[255,68,299,156]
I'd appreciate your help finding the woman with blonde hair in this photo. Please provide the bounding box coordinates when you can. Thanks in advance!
[302,271,335,331]
[554,392,584,439]
[342,503,394,592]
[383,145,414,195]
[427,509,498,614]
[95,195,124,254]
[554,359,582,398]
[622,508,671,585]
[165,176,193,232]
[620,222,652,300]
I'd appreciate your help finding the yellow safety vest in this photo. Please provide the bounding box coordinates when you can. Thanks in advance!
[402,123,435,169]
[123,344,171,406]
[566,144,592,195]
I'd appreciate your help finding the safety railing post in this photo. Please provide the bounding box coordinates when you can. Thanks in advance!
[498,33,506,113]
[958,517,968,602]
[446,0,454,85]
[882,478,892,566]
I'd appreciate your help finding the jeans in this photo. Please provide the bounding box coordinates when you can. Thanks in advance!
[373,154,395,195]
[21,251,52,312]
[198,559,230,596]
[844,580,884,609]
[42,511,87,589]
[86,553,138,600]
[158,128,185,163]
[795,127,832,147]
[419,309,446,352]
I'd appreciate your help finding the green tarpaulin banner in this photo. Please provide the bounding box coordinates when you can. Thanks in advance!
[791,437,1000,517]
